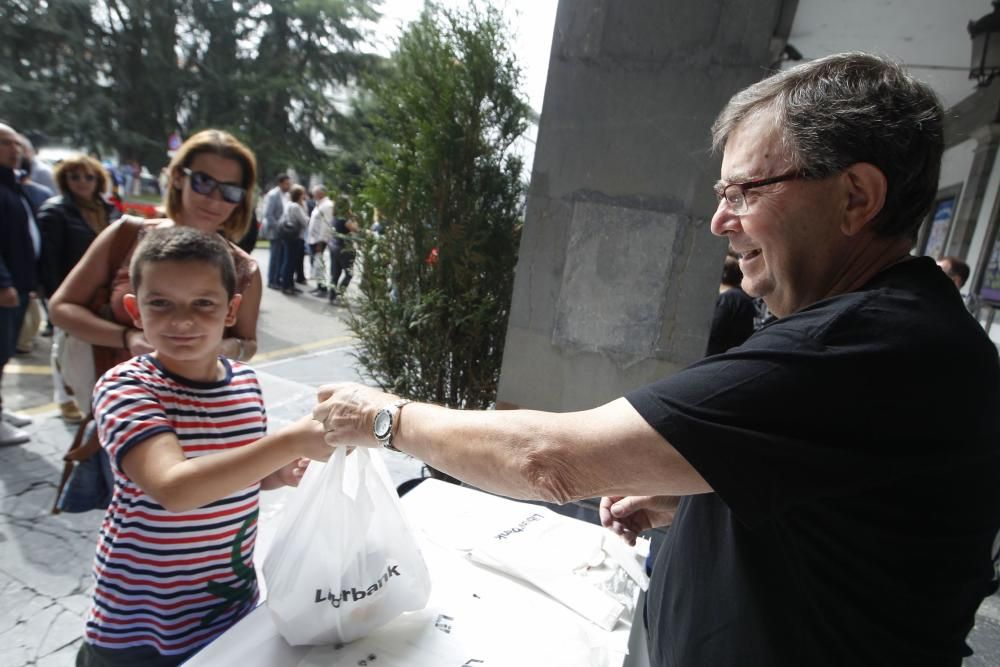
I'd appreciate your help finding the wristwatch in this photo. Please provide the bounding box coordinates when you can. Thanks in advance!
[373,399,412,452]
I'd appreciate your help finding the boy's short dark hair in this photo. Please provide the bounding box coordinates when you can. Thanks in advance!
[130,227,237,298]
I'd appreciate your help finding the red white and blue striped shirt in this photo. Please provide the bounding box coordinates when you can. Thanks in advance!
[84,355,266,656]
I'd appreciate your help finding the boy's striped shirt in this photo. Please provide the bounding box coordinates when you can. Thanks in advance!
[84,355,266,656]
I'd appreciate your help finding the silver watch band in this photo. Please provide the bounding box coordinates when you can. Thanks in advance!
[380,399,412,452]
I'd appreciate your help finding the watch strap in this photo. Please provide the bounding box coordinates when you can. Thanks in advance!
[378,399,412,452]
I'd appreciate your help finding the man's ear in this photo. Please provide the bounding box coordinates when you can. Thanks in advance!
[841,162,887,236]
[225,294,243,328]
[122,293,143,328]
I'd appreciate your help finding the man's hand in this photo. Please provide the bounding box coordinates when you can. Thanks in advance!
[0,287,18,308]
[600,495,681,546]
[313,382,397,448]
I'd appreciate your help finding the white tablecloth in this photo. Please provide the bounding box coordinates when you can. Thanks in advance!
[186,479,646,667]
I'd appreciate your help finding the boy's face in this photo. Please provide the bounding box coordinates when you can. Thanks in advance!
[123,260,241,378]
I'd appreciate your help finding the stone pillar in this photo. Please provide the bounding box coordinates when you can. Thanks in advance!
[947,123,1000,260]
[496,0,793,411]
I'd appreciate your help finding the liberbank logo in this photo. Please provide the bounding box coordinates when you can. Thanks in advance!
[314,564,401,607]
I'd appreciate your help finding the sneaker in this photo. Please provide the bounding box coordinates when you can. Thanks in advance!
[41,322,54,337]
[59,400,84,423]
[2,410,32,427]
[309,286,328,296]
[0,421,29,447]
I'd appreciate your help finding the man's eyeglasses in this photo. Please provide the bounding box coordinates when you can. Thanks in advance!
[183,168,246,204]
[68,172,97,182]
[715,171,803,215]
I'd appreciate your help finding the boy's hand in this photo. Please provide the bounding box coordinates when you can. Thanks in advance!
[271,457,310,488]
[282,414,334,461]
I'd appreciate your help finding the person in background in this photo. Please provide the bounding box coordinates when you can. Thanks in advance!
[261,173,290,289]
[76,226,329,667]
[937,255,970,289]
[312,53,1000,665]
[704,250,756,356]
[306,185,334,297]
[236,210,260,255]
[15,135,55,345]
[37,154,121,422]
[50,129,264,384]
[277,184,309,295]
[0,122,41,446]
[328,196,360,305]
[18,134,56,192]
[293,190,309,287]
[16,136,54,211]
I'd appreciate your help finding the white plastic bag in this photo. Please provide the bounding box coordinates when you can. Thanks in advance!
[263,447,432,645]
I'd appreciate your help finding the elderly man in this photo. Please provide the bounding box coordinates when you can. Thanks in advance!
[313,53,1000,665]
[0,123,41,445]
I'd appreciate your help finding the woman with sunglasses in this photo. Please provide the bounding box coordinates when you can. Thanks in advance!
[37,155,120,422]
[50,130,263,386]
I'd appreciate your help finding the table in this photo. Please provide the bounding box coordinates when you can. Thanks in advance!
[187,479,647,666]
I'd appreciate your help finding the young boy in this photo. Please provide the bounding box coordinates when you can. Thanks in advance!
[77,227,330,667]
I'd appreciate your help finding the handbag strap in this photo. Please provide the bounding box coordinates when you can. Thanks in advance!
[107,216,144,279]
[51,415,99,515]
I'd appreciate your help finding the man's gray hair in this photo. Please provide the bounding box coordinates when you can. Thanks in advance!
[712,52,943,239]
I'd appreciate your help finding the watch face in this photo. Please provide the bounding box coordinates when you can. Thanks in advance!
[374,409,392,439]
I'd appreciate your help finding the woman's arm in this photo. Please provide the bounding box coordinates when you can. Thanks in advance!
[49,220,130,349]
[122,415,329,513]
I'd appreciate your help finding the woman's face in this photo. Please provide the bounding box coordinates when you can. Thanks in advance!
[174,152,244,233]
[66,167,98,201]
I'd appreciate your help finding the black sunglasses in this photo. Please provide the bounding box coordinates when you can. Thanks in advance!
[68,172,97,182]
[183,168,246,204]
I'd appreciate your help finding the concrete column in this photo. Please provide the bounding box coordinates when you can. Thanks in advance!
[947,123,1000,259]
[496,0,793,411]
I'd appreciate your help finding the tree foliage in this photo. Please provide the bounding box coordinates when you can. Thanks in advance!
[0,0,381,183]
[350,3,529,409]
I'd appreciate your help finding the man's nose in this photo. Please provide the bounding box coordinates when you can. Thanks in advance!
[710,198,740,237]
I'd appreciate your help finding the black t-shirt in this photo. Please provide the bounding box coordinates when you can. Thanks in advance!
[332,217,354,252]
[705,287,756,356]
[627,257,1000,666]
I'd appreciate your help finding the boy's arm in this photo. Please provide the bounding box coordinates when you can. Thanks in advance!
[121,415,329,513]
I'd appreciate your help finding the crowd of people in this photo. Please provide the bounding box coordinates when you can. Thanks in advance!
[0,50,998,667]
[259,174,362,303]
